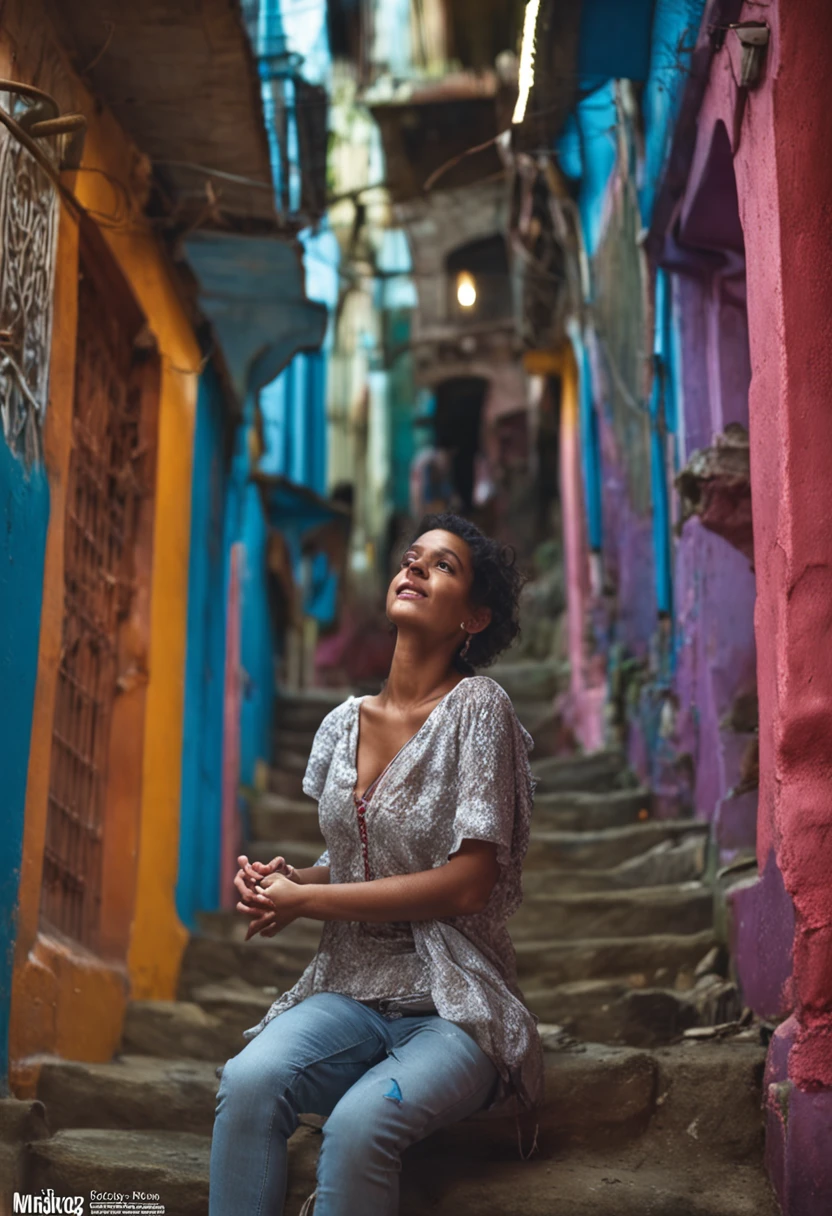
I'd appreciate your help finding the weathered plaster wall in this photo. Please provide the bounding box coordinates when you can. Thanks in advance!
[557,345,605,751]
[0,445,49,1092]
[76,108,198,1003]
[745,0,832,1085]
[673,520,756,841]
[687,1,832,1208]
[596,408,657,662]
[0,18,55,1097]
[177,368,230,930]
[669,143,757,847]
[11,62,198,1078]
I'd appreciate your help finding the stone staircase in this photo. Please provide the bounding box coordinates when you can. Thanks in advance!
[10,671,777,1214]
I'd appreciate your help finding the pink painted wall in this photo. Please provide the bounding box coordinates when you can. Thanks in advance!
[699,0,832,1095]
[684,19,832,1208]
[559,346,605,752]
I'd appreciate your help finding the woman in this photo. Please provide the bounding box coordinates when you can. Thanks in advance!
[209,513,544,1216]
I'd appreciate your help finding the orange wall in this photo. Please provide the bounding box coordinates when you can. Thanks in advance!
[10,58,199,1084]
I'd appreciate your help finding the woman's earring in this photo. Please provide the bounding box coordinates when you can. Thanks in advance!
[459,624,472,661]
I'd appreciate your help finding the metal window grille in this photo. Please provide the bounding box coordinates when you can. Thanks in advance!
[0,95,59,464]
[40,254,146,950]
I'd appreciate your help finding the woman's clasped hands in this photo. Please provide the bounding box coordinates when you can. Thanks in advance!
[234,854,304,941]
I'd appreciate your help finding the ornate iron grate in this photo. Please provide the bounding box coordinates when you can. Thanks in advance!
[40,253,145,950]
[0,92,59,464]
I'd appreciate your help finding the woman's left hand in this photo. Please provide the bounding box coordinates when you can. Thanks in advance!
[251,871,305,930]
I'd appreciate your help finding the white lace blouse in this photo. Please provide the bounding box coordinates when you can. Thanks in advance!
[243,675,545,1115]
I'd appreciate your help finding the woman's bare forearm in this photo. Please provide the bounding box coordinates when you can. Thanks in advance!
[293,864,331,885]
[293,842,497,922]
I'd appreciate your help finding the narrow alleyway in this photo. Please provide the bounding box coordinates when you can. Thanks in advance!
[20,673,776,1214]
[5,1,832,1211]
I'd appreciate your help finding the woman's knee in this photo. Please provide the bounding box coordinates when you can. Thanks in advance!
[217,1041,294,1111]
[321,1077,412,1164]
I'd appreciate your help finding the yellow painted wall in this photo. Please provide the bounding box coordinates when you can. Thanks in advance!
[74,106,199,1003]
[10,41,199,1083]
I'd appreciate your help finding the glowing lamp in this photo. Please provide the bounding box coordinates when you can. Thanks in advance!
[456,272,477,309]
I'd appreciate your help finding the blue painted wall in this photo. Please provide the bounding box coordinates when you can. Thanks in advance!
[239,473,274,791]
[238,341,334,791]
[649,269,673,617]
[0,443,49,1092]
[387,311,417,515]
[576,334,604,552]
[578,0,656,83]
[557,82,619,259]
[177,368,230,930]
[640,0,708,225]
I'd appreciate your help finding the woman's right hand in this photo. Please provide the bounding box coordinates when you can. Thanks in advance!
[234,855,299,940]
[252,855,302,884]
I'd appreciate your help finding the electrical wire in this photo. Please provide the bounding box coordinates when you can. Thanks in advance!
[153,160,275,191]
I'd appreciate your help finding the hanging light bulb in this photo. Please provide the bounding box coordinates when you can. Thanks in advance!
[456,271,477,308]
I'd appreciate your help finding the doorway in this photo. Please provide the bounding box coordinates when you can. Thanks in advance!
[40,223,160,953]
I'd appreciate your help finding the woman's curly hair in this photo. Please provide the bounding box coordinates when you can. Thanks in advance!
[405,513,526,674]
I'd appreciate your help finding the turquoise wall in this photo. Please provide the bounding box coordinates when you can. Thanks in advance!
[176,368,230,930]
[0,440,49,1092]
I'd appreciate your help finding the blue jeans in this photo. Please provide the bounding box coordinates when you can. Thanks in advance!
[209,991,500,1216]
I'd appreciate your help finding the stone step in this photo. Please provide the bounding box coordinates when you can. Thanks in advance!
[598,833,707,888]
[247,794,321,844]
[35,1055,221,1135]
[267,767,307,800]
[526,980,700,1047]
[524,710,561,759]
[514,929,716,988]
[30,1043,655,1147]
[511,698,558,734]
[196,910,322,948]
[487,660,562,704]
[420,1039,767,1165]
[522,835,707,894]
[26,1130,212,1216]
[122,981,276,1061]
[397,1158,778,1216]
[525,821,708,871]
[533,788,652,832]
[510,884,712,941]
[178,933,312,997]
[121,1000,247,1062]
[0,1097,50,1202]
[25,1041,772,1214]
[531,750,635,794]
[25,1128,777,1216]
[275,687,350,731]
[268,748,311,775]
[274,726,319,753]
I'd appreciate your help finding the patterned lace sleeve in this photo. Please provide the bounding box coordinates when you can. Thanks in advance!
[449,678,534,916]
[302,698,352,801]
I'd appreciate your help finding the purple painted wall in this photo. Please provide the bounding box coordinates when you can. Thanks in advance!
[673,518,756,847]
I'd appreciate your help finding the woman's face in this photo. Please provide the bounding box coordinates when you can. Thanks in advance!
[386,529,491,644]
